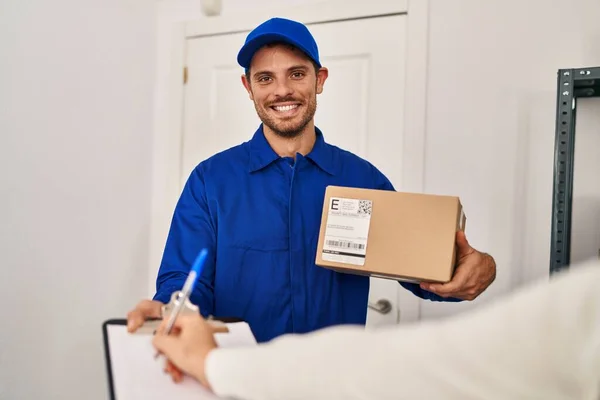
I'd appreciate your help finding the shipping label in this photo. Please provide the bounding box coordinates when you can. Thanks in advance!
[322,197,373,266]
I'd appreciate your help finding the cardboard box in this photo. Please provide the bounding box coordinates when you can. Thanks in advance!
[315,186,466,283]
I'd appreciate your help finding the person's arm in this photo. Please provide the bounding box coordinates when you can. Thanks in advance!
[203,259,600,400]
[153,164,216,317]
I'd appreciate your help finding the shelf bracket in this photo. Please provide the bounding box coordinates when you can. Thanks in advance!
[550,66,600,274]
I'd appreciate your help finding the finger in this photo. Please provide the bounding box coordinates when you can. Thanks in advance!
[421,267,469,296]
[171,370,184,383]
[455,230,473,257]
[127,310,145,333]
[166,359,179,372]
[138,300,163,318]
[169,361,183,379]
[166,360,184,382]
[135,300,162,318]
[127,300,162,332]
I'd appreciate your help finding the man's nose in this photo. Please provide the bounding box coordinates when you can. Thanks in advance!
[273,79,293,98]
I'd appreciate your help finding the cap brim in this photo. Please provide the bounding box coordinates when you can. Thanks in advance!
[237,32,321,69]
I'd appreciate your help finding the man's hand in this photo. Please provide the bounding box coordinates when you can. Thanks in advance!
[420,231,496,300]
[126,299,163,333]
[152,315,219,389]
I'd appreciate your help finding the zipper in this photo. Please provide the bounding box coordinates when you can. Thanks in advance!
[288,162,296,332]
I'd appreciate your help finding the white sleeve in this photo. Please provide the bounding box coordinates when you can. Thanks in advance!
[205,259,600,400]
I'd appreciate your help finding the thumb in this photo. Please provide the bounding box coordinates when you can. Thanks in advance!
[455,230,472,256]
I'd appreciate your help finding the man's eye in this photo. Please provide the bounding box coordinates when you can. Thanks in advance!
[292,72,305,78]
[257,76,271,82]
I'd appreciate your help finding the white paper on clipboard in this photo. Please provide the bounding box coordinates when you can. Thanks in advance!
[103,320,256,400]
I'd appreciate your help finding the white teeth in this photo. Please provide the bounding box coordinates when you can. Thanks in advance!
[273,104,298,112]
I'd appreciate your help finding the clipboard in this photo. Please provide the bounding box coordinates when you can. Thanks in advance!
[102,311,256,399]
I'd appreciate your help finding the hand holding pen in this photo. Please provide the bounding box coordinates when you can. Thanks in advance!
[153,313,220,387]
[154,248,208,359]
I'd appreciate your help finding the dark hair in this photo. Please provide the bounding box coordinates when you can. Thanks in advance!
[244,41,320,81]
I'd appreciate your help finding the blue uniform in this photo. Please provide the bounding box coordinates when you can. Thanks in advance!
[153,125,459,342]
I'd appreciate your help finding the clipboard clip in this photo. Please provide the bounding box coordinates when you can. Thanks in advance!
[135,290,199,334]
[161,290,200,319]
[137,291,228,334]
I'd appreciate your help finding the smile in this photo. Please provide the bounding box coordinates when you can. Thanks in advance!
[272,104,299,112]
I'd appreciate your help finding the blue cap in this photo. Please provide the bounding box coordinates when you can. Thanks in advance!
[237,17,321,70]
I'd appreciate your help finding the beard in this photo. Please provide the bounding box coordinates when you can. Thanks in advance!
[253,95,317,139]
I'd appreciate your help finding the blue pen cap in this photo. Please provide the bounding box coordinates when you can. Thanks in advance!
[191,248,208,276]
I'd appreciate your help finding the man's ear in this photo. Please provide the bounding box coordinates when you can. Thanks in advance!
[241,74,254,100]
[315,67,329,95]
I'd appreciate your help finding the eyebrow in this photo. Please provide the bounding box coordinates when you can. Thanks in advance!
[252,65,310,79]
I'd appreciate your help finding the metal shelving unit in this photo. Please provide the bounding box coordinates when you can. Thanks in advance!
[550,66,600,274]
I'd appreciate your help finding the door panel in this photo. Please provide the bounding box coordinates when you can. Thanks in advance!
[181,14,411,327]
[181,32,259,180]
[312,55,370,156]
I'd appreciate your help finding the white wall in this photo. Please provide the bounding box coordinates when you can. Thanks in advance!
[0,0,156,399]
[419,0,600,318]
[571,98,600,265]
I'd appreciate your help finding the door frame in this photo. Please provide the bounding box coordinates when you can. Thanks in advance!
[149,0,430,322]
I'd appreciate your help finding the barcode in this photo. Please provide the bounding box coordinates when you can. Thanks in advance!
[326,240,365,250]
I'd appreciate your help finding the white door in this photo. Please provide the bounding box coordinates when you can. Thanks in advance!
[180,14,417,327]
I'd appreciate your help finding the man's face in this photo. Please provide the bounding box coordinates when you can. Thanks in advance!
[241,44,328,138]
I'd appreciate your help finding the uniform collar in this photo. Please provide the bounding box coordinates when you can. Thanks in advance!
[248,124,337,175]
[305,126,336,175]
[247,124,280,172]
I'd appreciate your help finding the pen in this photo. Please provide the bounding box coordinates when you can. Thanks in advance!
[154,248,208,358]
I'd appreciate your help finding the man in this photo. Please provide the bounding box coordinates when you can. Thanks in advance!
[127,17,496,343]
[152,258,600,400]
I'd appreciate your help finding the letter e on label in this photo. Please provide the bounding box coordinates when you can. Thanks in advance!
[331,198,339,211]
